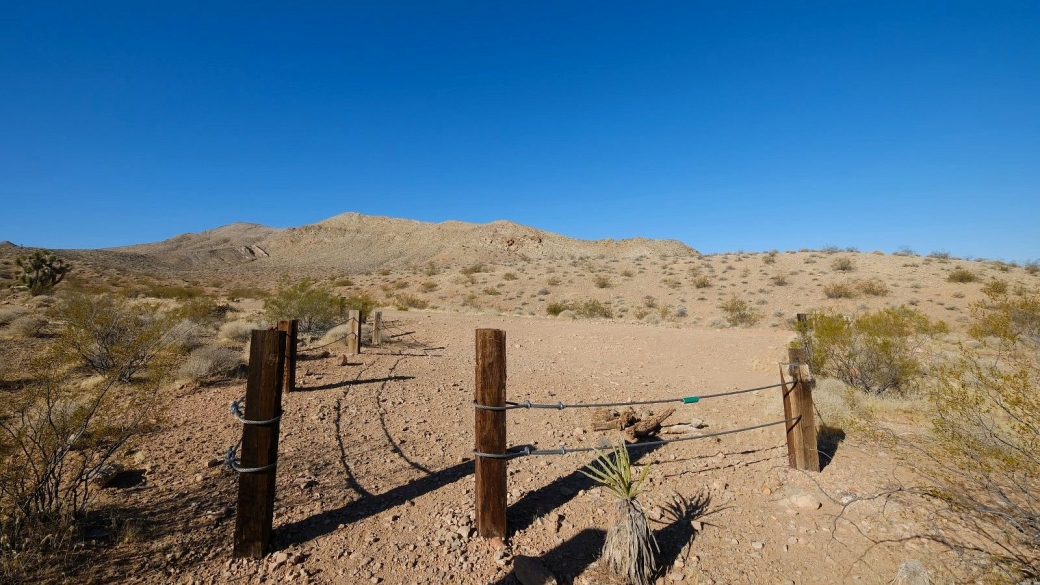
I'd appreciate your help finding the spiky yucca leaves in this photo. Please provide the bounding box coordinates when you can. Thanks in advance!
[582,441,659,585]
[15,250,69,296]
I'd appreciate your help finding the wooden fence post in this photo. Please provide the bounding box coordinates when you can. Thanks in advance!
[475,329,507,538]
[372,310,383,346]
[347,310,361,354]
[234,329,286,558]
[277,320,297,393]
[781,346,820,472]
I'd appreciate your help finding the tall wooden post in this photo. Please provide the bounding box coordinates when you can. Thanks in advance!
[782,346,820,472]
[372,310,383,346]
[347,310,361,354]
[475,329,507,538]
[234,329,286,558]
[277,320,297,393]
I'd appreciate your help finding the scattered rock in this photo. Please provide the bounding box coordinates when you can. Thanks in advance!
[790,492,822,510]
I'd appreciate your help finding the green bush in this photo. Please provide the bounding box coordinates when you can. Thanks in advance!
[341,292,379,322]
[394,293,429,310]
[927,285,1040,578]
[857,279,889,297]
[797,306,947,394]
[718,296,761,327]
[576,299,613,319]
[593,275,612,289]
[264,280,338,333]
[947,268,978,283]
[546,301,569,316]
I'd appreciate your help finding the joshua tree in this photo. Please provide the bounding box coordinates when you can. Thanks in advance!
[15,249,69,296]
[582,441,658,585]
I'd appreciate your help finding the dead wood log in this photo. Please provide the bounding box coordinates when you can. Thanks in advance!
[625,408,675,442]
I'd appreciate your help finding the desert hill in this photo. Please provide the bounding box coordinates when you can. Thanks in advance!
[49,212,697,277]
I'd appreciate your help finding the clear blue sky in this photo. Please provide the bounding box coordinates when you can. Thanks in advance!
[2,2,1037,261]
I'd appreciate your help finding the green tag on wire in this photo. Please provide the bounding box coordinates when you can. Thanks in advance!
[682,396,700,404]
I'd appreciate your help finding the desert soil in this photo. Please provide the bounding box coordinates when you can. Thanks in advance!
[94,310,945,585]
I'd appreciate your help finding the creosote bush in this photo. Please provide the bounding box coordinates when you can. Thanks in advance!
[831,257,856,272]
[55,293,185,382]
[264,280,338,333]
[546,299,613,319]
[947,268,979,283]
[718,296,761,327]
[798,306,947,394]
[926,284,1040,579]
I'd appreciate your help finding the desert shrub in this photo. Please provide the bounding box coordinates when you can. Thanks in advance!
[674,305,687,318]
[536,288,550,296]
[576,299,613,319]
[546,302,569,317]
[894,246,918,257]
[763,254,777,265]
[264,280,338,334]
[502,272,519,281]
[394,294,429,310]
[144,283,203,300]
[341,292,378,322]
[332,277,354,287]
[547,276,562,286]
[797,306,947,394]
[419,281,438,293]
[582,441,657,585]
[1025,260,1039,275]
[423,262,440,276]
[857,279,889,297]
[15,250,69,296]
[0,353,162,581]
[928,250,951,260]
[482,287,501,296]
[692,275,712,288]
[661,278,681,289]
[0,306,29,327]
[823,282,859,299]
[594,275,612,289]
[718,296,761,327]
[621,269,634,277]
[980,278,1008,297]
[54,293,183,382]
[926,285,1040,578]
[173,296,228,330]
[461,263,488,276]
[219,320,258,344]
[947,268,978,283]
[831,257,856,272]
[770,274,789,286]
[177,345,242,381]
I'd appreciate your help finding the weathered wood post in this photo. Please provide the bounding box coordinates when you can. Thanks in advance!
[277,320,297,393]
[372,310,383,346]
[347,310,361,354]
[781,346,820,472]
[475,329,507,538]
[234,329,286,558]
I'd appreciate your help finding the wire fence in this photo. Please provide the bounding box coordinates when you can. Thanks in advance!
[473,381,789,411]
[225,395,281,473]
[473,415,799,460]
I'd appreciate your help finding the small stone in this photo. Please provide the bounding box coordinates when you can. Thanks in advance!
[668,572,685,581]
[691,520,702,532]
[573,427,585,436]
[751,541,764,550]
[339,354,349,366]
[489,536,507,550]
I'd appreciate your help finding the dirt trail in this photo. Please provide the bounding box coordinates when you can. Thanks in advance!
[102,312,940,585]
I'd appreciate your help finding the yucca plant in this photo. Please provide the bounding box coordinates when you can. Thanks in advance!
[581,441,658,585]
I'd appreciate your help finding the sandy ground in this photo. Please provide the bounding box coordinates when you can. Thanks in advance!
[86,311,950,585]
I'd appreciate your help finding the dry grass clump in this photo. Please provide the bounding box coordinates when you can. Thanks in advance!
[0,306,28,327]
[692,275,712,288]
[594,275,613,289]
[857,279,890,297]
[419,281,438,293]
[220,320,260,344]
[770,273,789,286]
[831,257,856,272]
[947,268,978,283]
[823,281,859,299]
[547,299,613,319]
[177,345,243,382]
[9,315,47,338]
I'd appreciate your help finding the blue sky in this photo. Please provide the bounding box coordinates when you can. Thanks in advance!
[2,2,1037,261]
